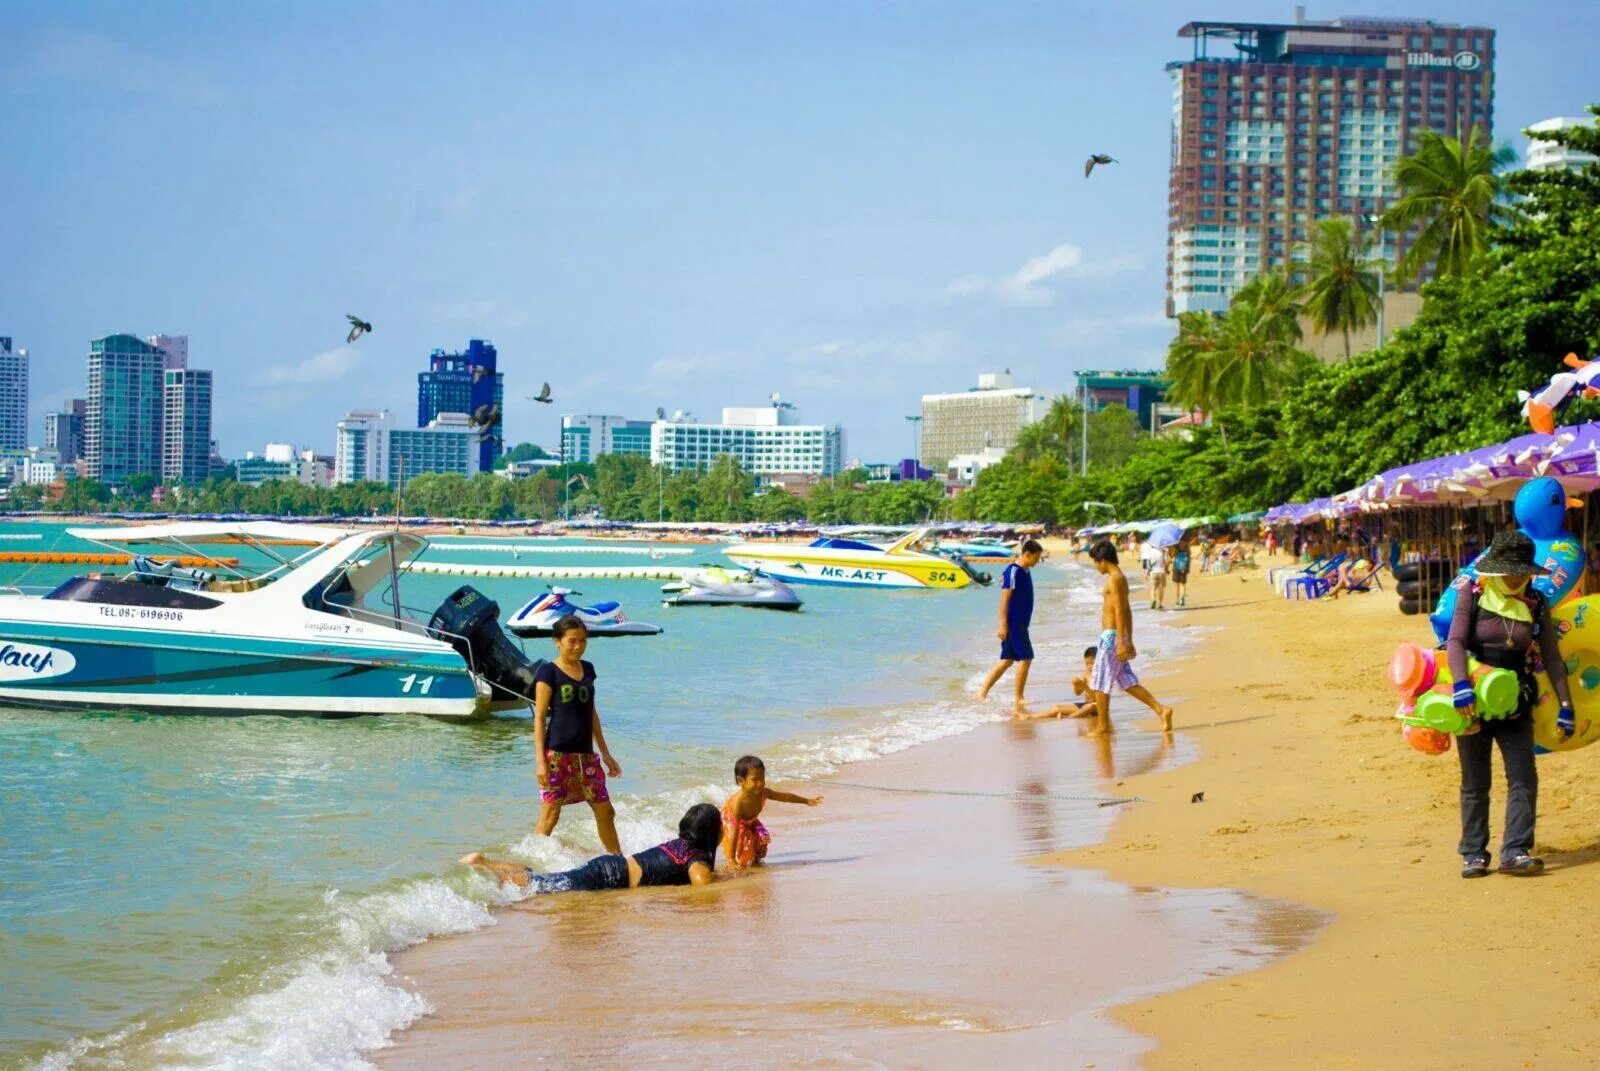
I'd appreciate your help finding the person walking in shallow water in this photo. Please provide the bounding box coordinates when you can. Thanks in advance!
[1086,540,1174,734]
[978,539,1042,713]
[532,615,624,854]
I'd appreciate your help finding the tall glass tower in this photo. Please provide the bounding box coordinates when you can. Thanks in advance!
[0,337,26,450]
[417,339,502,472]
[85,335,165,483]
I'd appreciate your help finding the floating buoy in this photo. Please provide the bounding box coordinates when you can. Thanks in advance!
[0,552,239,567]
[425,543,692,556]
[404,561,686,581]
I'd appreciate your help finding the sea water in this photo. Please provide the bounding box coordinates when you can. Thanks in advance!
[0,524,1188,1069]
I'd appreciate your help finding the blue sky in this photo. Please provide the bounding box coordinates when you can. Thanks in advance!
[2,1,1595,461]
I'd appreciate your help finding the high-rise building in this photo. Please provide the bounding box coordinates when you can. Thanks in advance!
[560,414,655,463]
[1075,371,1171,431]
[335,408,482,487]
[417,339,502,472]
[1166,15,1495,314]
[162,368,214,484]
[44,399,86,466]
[1526,116,1598,173]
[85,334,165,484]
[651,403,844,476]
[0,337,27,450]
[148,334,188,370]
[919,372,1049,468]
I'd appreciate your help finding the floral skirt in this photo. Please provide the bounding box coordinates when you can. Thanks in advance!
[541,750,609,805]
[722,802,770,869]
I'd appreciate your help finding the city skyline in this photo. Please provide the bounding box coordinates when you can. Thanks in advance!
[3,1,1596,461]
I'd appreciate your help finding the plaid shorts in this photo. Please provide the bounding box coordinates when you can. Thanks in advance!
[1089,629,1140,693]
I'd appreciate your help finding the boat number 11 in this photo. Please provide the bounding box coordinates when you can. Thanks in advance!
[398,674,436,695]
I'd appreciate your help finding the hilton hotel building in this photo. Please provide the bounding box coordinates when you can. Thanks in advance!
[1165,15,1494,315]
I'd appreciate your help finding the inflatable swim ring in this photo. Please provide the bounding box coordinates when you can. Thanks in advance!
[1429,477,1586,643]
[1530,595,1600,753]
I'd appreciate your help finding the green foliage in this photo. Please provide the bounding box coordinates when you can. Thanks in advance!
[493,442,550,469]
[1297,216,1383,360]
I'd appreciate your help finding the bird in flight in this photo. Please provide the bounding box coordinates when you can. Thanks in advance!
[470,403,501,429]
[530,382,553,404]
[472,365,491,384]
[346,315,373,343]
[1084,154,1116,178]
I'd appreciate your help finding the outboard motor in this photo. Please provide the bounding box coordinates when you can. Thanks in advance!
[427,585,543,703]
[956,558,993,587]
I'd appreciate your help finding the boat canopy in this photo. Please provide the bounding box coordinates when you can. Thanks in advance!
[66,521,355,546]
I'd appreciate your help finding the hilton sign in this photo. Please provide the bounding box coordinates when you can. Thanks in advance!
[1406,50,1481,71]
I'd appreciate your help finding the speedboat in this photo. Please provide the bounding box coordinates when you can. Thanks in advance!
[934,538,1016,565]
[508,588,663,637]
[0,522,542,720]
[723,528,990,589]
[662,567,802,610]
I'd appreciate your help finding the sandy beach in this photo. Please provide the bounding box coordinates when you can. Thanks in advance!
[366,549,1600,1070]
[1057,557,1600,1070]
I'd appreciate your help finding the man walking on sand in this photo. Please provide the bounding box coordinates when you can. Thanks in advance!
[1086,540,1174,734]
[978,539,1042,712]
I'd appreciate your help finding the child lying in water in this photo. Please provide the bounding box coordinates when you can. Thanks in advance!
[461,803,722,891]
[721,755,822,869]
[1013,646,1099,720]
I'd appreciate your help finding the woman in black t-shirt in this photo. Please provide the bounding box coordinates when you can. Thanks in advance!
[532,615,623,853]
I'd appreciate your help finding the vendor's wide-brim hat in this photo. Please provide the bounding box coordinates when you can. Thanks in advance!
[1476,531,1549,576]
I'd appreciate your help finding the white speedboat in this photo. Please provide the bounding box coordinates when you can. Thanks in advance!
[662,567,802,610]
[0,522,541,720]
[723,527,990,589]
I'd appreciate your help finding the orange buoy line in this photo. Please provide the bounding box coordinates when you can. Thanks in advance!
[0,552,240,567]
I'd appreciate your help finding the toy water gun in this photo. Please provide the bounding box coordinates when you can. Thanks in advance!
[1389,642,1519,741]
[1518,352,1600,434]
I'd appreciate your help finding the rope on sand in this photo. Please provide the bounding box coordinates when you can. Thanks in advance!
[793,776,1148,807]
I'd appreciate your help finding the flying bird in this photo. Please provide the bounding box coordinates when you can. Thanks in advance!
[470,403,501,429]
[1084,154,1117,178]
[345,315,373,343]
[529,382,553,404]
[472,365,491,384]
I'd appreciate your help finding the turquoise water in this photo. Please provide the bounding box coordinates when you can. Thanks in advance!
[2,522,1096,1069]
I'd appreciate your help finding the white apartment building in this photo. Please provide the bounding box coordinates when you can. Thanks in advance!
[560,414,654,463]
[1527,116,1597,173]
[0,337,28,450]
[919,371,1049,468]
[651,403,844,476]
[149,334,188,370]
[335,409,481,487]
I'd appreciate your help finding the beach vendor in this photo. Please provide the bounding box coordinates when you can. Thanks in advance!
[720,755,822,869]
[462,804,722,891]
[532,614,625,854]
[1446,531,1575,878]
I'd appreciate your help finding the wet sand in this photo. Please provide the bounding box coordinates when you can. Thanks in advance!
[374,566,1323,1070]
[1055,558,1600,1069]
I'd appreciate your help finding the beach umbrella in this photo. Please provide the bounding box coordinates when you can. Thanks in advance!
[1146,521,1184,549]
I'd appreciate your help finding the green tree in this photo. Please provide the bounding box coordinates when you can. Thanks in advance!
[1165,310,1225,418]
[1381,126,1518,284]
[1085,404,1144,470]
[1297,217,1383,360]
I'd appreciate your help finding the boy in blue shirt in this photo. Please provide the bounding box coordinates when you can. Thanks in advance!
[977,539,1043,713]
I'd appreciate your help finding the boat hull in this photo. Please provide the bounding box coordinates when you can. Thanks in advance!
[723,548,970,589]
[0,623,489,720]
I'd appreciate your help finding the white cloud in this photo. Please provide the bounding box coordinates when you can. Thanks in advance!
[949,243,1142,307]
[255,347,363,386]
[25,29,224,106]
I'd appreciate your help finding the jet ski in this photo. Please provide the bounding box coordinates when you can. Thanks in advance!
[662,567,803,611]
[508,587,663,637]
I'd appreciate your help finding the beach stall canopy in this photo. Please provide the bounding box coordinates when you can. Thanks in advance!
[1265,421,1600,521]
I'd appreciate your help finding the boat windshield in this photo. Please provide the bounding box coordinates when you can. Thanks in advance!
[307,533,436,635]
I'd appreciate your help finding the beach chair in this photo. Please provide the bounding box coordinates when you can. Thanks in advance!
[1276,552,1346,597]
[1346,561,1386,593]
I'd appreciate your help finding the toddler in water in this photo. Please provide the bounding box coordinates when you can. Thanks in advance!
[721,755,822,869]
[1015,646,1099,720]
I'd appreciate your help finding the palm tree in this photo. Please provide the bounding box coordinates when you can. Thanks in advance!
[1165,310,1224,417]
[1380,126,1517,284]
[1041,393,1082,468]
[1232,269,1304,345]
[1297,217,1383,360]
[1214,300,1295,409]
[1009,422,1058,465]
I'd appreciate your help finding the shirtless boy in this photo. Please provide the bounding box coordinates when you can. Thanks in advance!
[1086,540,1174,734]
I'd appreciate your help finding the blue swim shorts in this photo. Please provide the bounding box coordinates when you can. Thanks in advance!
[1000,629,1034,662]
